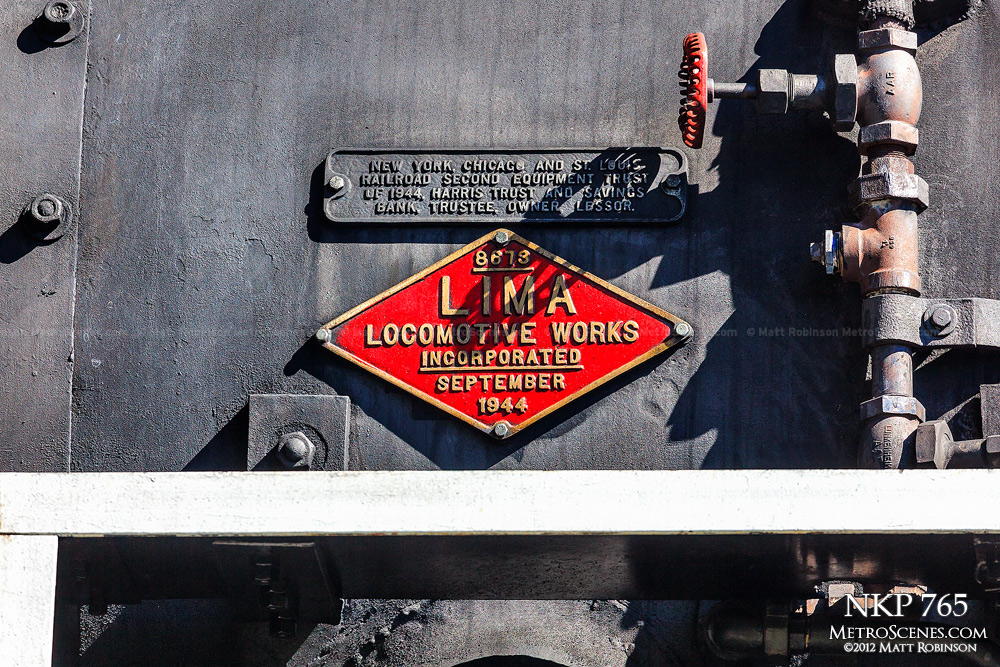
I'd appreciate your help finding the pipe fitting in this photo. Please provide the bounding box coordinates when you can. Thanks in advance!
[840,207,920,294]
[858,27,918,53]
[832,54,860,131]
[865,154,915,175]
[860,414,919,468]
[860,394,925,421]
[849,172,928,212]
[857,46,922,127]
[859,0,916,31]
[858,120,919,155]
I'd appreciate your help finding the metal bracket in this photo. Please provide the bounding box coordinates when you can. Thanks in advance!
[862,294,1000,349]
[247,394,350,471]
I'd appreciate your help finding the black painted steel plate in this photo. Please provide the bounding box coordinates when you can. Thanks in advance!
[323,148,687,224]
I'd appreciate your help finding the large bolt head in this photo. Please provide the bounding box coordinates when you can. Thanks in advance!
[931,308,952,328]
[923,303,957,337]
[922,303,958,338]
[276,431,315,469]
[832,53,859,132]
[756,69,790,114]
[915,419,952,468]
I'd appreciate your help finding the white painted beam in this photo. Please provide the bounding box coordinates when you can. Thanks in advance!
[0,535,58,667]
[0,470,998,537]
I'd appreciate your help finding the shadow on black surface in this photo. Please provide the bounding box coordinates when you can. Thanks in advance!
[183,405,250,471]
[0,211,57,264]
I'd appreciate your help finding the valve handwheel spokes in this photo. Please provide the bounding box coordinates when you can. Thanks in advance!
[678,32,708,149]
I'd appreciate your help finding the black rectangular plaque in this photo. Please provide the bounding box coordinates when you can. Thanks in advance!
[323,148,687,224]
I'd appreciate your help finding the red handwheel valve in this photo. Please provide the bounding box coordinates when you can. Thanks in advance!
[677,32,861,148]
[678,32,709,149]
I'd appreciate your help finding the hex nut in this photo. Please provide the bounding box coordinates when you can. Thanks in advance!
[494,230,510,245]
[860,394,926,422]
[915,419,951,466]
[858,120,919,156]
[24,193,71,241]
[848,172,929,213]
[857,28,918,53]
[756,69,790,115]
[492,421,511,438]
[832,54,859,132]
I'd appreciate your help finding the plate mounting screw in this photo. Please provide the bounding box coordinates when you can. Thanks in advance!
[494,230,510,245]
[37,0,83,44]
[24,193,71,241]
[675,321,691,337]
[30,194,63,224]
[328,175,346,191]
[492,421,511,438]
[315,328,331,342]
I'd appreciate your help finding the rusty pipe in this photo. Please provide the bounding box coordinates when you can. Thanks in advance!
[848,2,926,469]
[841,206,920,294]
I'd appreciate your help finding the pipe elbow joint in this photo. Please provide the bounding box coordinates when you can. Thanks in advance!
[841,207,920,294]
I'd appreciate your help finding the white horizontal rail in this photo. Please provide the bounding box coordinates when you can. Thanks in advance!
[0,470,998,537]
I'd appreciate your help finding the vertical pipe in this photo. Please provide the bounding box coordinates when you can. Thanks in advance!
[861,345,919,469]
[854,0,923,469]
[872,344,913,396]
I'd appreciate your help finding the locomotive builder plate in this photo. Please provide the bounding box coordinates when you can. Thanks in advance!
[323,148,688,224]
[316,229,691,437]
